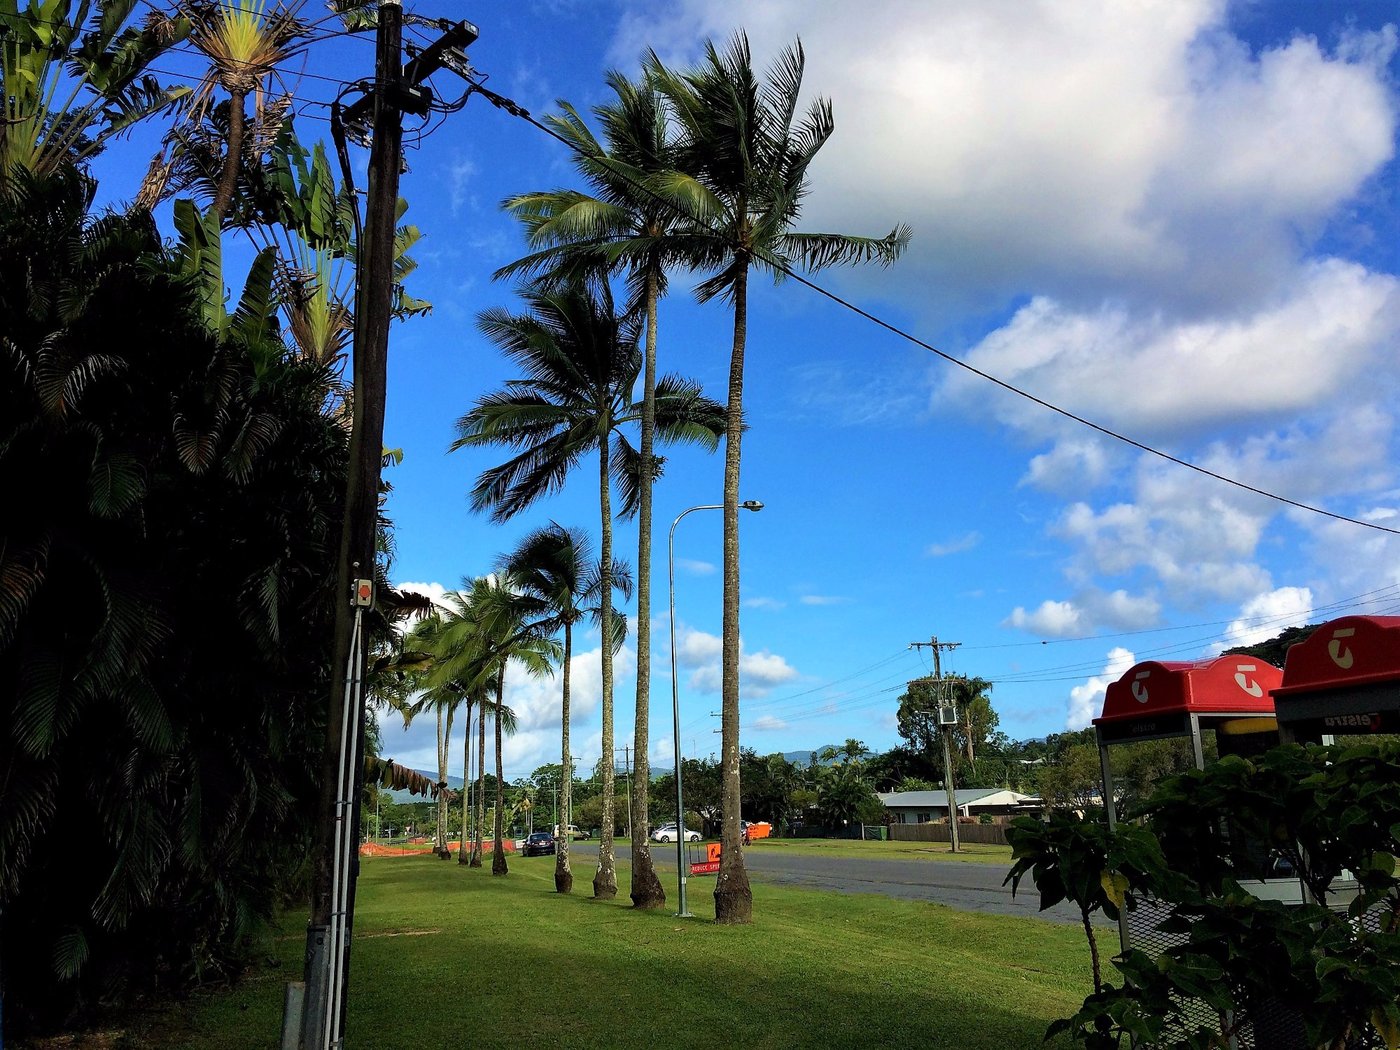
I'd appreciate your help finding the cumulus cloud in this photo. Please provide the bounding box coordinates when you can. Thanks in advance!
[752,715,788,731]
[616,1,1397,314]
[1067,647,1137,730]
[1023,439,1116,494]
[946,263,1400,442]
[1006,599,1084,638]
[675,624,800,697]
[1005,589,1161,637]
[1215,587,1315,652]
[678,558,717,576]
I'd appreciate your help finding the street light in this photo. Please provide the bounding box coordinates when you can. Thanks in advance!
[668,499,764,917]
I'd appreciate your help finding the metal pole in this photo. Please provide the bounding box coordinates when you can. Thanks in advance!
[669,507,711,917]
[667,501,763,915]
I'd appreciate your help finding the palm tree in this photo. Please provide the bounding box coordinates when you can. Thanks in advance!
[497,72,695,908]
[168,0,306,222]
[652,34,910,923]
[948,677,996,766]
[0,0,188,181]
[505,523,631,894]
[466,574,556,875]
[451,280,723,898]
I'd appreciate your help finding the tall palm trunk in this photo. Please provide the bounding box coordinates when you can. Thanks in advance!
[593,434,618,899]
[211,88,245,221]
[471,699,485,866]
[555,620,574,893]
[467,702,478,868]
[492,674,508,875]
[435,706,453,858]
[630,266,665,908]
[716,262,752,924]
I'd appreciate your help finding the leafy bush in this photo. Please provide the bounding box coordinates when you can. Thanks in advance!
[0,168,345,1033]
[1006,741,1400,1049]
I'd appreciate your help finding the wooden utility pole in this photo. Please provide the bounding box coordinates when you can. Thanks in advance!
[298,3,405,1046]
[910,637,961,853]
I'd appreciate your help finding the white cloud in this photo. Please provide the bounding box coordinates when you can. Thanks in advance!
[674,624,799,697]
[618,1,1397,313]
[926,531,981,557]
[1067,647,1137,730]
[1005,587,1161,637]
[752,715,788,731]
[1215,587,1315,652]
[800,595,849,606]
[1022,439,1115,494]
[678,558,717,576]
[675,626,722,666]
[946,262,1400,441]
[1005,599,1084,638]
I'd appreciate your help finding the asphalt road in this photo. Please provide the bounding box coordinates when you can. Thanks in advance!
[559,842,1101,926]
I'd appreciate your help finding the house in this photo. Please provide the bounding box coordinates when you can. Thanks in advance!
[877,788,1033,823]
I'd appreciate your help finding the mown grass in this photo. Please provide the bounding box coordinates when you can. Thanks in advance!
[113,854,1089,1050]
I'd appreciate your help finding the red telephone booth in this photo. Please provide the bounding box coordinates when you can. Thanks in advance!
[1093,655,1285,947]
[1271,615,1400,743]
[1093,655,1287,1046]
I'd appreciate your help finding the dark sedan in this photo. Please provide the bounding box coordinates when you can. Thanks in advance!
[522,832,555,857]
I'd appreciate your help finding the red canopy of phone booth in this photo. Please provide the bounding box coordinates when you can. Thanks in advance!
[1094,655,1282,744]
[1271,615,1400,739]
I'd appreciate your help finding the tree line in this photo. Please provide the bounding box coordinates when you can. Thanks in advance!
[1,0,909,1033]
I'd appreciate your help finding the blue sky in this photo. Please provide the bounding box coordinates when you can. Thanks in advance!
[98,0,1400,781]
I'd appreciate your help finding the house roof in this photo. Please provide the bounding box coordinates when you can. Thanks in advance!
[876,789,1028,808]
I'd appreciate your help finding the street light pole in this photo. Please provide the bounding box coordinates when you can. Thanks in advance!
[668,500,763,918]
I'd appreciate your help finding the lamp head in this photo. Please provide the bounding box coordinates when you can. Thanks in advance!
[740,500,764,512]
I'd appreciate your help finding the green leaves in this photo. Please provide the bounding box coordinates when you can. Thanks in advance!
[1022,740,1400,1048]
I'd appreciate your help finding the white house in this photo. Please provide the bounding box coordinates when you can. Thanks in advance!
[877,788,1034,823]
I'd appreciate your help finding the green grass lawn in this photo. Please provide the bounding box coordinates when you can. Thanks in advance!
[115,854,1090,1050]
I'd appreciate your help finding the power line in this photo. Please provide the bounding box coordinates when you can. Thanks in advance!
[470,77,1400,539]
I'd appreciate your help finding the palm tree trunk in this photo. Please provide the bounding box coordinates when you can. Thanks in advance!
[715,264,752,924]
[555,621,574,893]
[467,702,478,868]
[593,435,618,900]
[436,707,451,858]
[211,88,245,222]
[630,266,666,909]
[492,674,508,875]
[471,699,485,867]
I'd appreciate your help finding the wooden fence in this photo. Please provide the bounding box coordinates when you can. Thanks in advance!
[889,822,1010,846]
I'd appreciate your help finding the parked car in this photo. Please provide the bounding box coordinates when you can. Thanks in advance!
[554,824,590,840]
[522,832,555,857]
[650,823,700,843]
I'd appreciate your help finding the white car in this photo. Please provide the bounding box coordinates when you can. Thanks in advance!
[650,822,700,843]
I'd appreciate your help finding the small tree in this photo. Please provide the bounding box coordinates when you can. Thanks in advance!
[1007,741,1400,1049]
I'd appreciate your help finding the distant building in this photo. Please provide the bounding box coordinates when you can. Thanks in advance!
[877,788,1034,823]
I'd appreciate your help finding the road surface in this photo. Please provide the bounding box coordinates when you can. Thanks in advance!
[560,842,1102,926]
